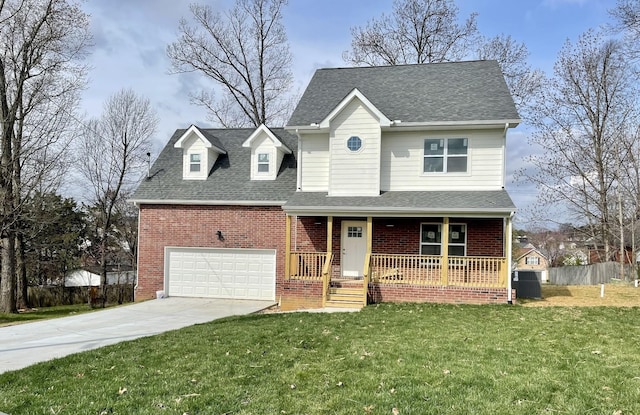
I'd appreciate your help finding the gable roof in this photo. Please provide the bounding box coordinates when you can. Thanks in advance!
[131,127,297,204]
[242,124,293,153]
[287,60,520,128]
[319,88,391,129]
[174,125,227,154]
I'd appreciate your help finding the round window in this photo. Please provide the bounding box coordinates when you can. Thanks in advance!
[347,136,362,152]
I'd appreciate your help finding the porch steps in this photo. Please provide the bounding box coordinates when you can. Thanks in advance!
[326,282,365,309]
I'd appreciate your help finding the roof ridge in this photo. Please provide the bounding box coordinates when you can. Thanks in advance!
[314,59,498,72]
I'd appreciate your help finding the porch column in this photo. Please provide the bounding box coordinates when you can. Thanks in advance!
[505,214,513,302]
[441,217,449,285]
[327,216,333,254]
[285,214,291,279]
[366,217,373,254]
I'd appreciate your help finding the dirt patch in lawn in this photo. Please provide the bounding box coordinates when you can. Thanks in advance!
[519,283,640,307]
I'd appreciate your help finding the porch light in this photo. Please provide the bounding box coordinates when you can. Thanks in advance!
[385,224,395,227]
[216,230,224,241]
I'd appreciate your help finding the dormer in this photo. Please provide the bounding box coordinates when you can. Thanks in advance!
[242,124,292,181]
[174,125,227,180]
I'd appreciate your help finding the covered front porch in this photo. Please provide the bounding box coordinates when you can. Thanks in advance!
[282,213,514,309]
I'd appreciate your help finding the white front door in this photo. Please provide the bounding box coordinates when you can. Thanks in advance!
[341,221,368,277]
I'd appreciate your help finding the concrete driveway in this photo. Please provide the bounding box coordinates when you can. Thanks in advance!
[0,297,273,374]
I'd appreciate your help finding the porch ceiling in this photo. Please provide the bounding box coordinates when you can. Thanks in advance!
[283,190,516,217]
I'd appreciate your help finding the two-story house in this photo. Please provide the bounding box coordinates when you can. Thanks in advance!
[132,60,520,310]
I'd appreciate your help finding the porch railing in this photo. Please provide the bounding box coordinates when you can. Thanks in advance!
[288,252,329,281]
[370,254,506,288]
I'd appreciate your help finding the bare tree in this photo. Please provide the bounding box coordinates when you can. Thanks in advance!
[343,0,478,66]
[342,1,540,114]
[520,30,636,262]
[0,0,90,313]
[475,34,543,115]
[78,89,157,306]
[611,0,640,56]
[167,0,294,128]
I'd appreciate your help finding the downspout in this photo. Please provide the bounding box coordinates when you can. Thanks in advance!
[295,129,302,191]
[506,212,514,304]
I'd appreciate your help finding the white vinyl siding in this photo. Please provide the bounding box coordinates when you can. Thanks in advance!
[328,98,381,196]
[380,129,505,191]
[299,133,330,191]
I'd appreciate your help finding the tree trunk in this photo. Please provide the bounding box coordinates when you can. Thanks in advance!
[0,233,17,313]
[15,234,28,309]
[100,236,108,308]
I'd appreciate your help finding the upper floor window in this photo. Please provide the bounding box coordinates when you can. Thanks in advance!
[525,256,540,265]
[420,223,466,256]
[189,153,201,172]
[257,153,270,173]
[347,136,362,152]
[423,138,467,173]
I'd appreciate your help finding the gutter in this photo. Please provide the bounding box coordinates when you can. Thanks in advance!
[129,199,288,207]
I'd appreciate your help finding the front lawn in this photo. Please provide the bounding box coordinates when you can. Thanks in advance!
[1,304,639,414]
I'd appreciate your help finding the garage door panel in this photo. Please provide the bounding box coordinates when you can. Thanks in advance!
[166,248,275,301]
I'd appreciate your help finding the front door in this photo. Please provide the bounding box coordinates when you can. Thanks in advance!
[341,220,368,277]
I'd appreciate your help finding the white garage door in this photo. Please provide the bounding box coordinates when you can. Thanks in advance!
[166,247,276,301]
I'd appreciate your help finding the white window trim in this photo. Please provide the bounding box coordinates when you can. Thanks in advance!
[189,152,202,173]
[525,256,540,265]
[256,152,271,174]
[420,222,467,256]
[422,138,469,174]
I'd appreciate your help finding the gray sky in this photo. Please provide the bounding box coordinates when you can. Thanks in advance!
[80,0,617,226]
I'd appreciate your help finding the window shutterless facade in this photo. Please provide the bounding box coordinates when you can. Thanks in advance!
[420,223,467,256]
[423,138,468,173]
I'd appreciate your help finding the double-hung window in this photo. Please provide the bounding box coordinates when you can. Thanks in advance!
[257,153,270,173]
[423,138,468,173]
[189,153,201,172]
[420,223,467,256]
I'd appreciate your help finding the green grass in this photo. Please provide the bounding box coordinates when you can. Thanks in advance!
[1,304,640,414]
[0,304,101,327]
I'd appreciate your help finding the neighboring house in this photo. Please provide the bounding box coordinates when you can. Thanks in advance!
[65,269,136,287]
[132,60,520,309]
[515,244,549,271]
[514,243,549,283]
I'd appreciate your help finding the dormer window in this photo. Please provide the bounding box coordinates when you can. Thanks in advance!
[257,153,270,173]
[189,153,201,172]
[174,125,227,181]
[242,124,292,181]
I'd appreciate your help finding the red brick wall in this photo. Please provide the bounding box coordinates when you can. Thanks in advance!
[466,219,504,256]
[136,204,287,301]
[368,284,516,305]
[370,218,504,256]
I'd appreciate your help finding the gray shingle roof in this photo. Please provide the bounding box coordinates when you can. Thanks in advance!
[287,60,520,127]
[283,190,516,215]
[131,128,298,203]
